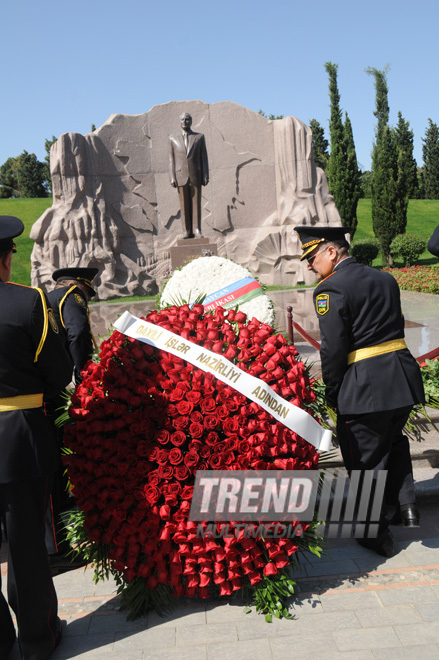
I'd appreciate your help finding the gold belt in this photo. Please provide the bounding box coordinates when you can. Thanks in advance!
[347,339,407,366]
[0,393,44,412]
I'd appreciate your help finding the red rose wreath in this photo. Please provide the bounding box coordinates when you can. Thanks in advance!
[64,304,325,619]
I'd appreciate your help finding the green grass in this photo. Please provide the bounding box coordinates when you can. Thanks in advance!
[0,198,52,285]
[2,197,439,288]
[355,199,439,268]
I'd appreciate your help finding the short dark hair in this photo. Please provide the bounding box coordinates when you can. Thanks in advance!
[326,238,350,253]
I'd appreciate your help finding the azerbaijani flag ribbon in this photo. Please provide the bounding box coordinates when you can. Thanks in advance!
[203,277,263,312]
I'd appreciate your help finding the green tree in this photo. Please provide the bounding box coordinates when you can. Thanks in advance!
[360,170,372,198]
[309,118,329,170]
[258,109,284,120]
[324,62,360,236]
[0,157,19,198]
[17,151,48,198]
[343,112,361,233]
[366,65,401,266]
[393,112,419,198]
[422,118,439,199]
[43,136,57,194]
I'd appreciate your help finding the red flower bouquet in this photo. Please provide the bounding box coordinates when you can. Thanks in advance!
[64,304,325,619]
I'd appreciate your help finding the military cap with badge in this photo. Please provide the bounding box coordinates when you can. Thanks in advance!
[52,267,99,297]
[294,225,353,261]
[294,225,353,317]
[0,215,24,254]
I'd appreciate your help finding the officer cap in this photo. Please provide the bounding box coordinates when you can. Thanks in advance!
[294,225,353,261]
[0,215,24,253]
[52,267,99,297]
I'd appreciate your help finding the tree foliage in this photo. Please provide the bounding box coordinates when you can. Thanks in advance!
[309,118,329,170]
[324,62,361,237]
[17,151,48,198]
[393,112,419,199]
[0,151,48,198]
[43,136,57,194]
[366,65,403,266]
[0,157,19,198]
[258,110,284,120]
[422,118,439,199]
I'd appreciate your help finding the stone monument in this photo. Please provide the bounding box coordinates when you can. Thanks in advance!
[30,101,342,300]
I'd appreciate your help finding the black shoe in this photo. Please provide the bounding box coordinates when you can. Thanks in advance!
[400,504,420,528]
[50,552,88,575]
[54,617,63,650]
[357,530,395,558]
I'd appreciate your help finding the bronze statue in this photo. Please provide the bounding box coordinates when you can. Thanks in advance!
[169,112,209,239]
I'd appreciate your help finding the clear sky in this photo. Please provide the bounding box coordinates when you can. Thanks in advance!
[2,0,438,172]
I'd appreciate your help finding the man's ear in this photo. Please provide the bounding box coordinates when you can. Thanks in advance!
[0,251,12,282]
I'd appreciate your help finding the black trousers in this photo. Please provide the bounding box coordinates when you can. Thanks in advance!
[336,405,415,528]
[0,475,58,660]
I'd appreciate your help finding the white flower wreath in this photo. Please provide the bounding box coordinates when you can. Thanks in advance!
[159,256,275,325]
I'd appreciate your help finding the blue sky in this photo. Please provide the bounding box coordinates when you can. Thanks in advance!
[2,0,438,171]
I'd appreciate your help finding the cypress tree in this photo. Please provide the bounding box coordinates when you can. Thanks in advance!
[324,62,360,236]
[422,118,439,199]
[343,112,361,236]
[393,112,419,199]
[309,118,329,171]
[366,66,400,266]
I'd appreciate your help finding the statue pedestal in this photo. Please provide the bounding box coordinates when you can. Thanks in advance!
[170,237,218,270]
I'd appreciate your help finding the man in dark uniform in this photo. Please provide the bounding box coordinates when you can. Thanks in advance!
[427,225,439,257]
[295,225,425,557]
[48,267,98,382]
[0,216,73,659]
[44,267,98,564]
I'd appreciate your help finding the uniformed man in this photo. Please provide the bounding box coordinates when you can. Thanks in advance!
[0,216,73,658]
[48,267,99,382]
[427,225,439,257]
[295,225,425,557]
[44,267,98,566]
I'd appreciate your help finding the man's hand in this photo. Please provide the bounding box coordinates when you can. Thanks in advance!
[202,176,209,186]
[170,178,178,188]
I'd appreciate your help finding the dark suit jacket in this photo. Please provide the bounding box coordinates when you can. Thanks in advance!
[427,225,439,257]
[313,258,425,415]
[0,283,73,483]
[47,285,93,379]
[168,131,209,187]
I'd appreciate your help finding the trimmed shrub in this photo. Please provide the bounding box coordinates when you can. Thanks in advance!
[390,234,426,266]
[351,239,380,266]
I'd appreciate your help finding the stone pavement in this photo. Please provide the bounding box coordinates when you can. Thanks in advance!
[2,501,439,659]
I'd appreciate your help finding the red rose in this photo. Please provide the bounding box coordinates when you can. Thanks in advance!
[168,448,184,465]
[186,391,202,404]
[156,430,170,445]
[203,414,220,430]
[176,400,194,415]
[189,422,204,438]
[173,416,189,430]
[184,452,199,468]
[158,464,174,479]
[170,431,186,447]
[200,397,216,414]
[174,465,190,481]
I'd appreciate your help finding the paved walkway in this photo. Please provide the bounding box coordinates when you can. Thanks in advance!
[2,501,439,659]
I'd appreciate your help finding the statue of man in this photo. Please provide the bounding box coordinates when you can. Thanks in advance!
[169,112,209,239]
